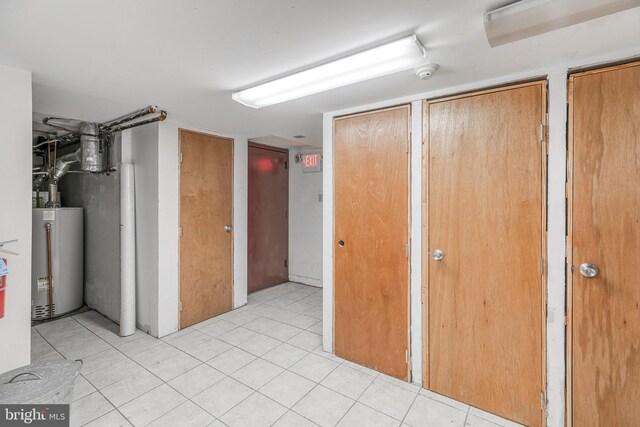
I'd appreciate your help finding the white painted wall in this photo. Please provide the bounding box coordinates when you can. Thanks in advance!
[59,135,121,323]
[149,121,248,337]
[0,65,32,374]
[322,48,640,426]
[289,148,323,287]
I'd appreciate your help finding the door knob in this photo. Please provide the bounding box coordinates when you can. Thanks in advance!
[579,263,598,278]
[432,249,444,261]
[338,240,345,247]
[224,225,233,232]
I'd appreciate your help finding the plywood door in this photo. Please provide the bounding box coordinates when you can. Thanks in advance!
[248,144,289,293]
[569,62,640,426]
[426,82,546,426]
[334,105,410,380]
[179,130,233,329]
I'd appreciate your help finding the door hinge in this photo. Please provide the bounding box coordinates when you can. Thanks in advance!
[406,349,409,364]
[179,152,183,163]
[179,301,183,311]
[284,259,288,268]
[541,391,546,411]
[539,124,544,142]
[540,257,544,275]
[285,161,288,169]
[179,227,183,238]
[405,243,409,258]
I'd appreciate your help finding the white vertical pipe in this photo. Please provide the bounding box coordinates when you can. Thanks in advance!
[120,163,137,337]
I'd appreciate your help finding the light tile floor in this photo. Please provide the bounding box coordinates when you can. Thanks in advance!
[31,282,523,427]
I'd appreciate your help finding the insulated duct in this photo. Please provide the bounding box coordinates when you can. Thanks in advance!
[52,149,81,181]
[79,122,106,173]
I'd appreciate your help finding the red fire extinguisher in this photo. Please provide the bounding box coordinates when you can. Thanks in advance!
[0,258,7,319]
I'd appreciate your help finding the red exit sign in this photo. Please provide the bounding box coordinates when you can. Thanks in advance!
[302,153,322,173]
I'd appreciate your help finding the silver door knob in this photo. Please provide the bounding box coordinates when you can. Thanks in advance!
[432,249,444,261]
[224,225,233,232]
[579,263,598,278]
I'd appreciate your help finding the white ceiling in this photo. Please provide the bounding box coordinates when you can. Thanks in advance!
[1,0,639,147]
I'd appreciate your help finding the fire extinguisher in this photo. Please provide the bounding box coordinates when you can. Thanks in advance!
[0,258,7,319]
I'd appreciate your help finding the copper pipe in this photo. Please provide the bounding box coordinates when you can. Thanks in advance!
[45,223,53,318]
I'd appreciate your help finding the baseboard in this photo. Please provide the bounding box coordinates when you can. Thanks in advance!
[289,274,322,288]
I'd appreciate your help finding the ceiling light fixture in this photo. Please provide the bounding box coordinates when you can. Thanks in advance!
[232,35,428,108]
[484,0,640,47]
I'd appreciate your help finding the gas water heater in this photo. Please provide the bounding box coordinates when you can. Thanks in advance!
[31,208,83,320]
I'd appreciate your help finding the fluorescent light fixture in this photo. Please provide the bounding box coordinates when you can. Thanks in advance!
[232,35,427,108]
[484,0,640,47]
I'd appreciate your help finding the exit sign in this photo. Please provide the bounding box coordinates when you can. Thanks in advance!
[302,153,322,173]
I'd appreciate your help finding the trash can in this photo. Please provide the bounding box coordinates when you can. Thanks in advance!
[0,360,81,404]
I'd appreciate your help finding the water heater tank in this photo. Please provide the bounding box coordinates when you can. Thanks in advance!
[31,208,83,320]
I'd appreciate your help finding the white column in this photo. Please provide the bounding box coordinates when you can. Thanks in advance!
[322,113,334,352]
[410,100,423,384]
[546,71,568,427]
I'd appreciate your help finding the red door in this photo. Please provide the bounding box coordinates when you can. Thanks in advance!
[248,144,289,293]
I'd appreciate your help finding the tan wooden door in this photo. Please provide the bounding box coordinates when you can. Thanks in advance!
[334,105,410,380]
[179,129,233,328]
[569,62,640,426]
[426,82,546,426]
[248,144,289,293]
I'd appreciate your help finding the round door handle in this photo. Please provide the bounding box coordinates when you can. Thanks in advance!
[224,225,233,232]
[579,263,598,278]
[338,240,345,247]
[432,249,444,261]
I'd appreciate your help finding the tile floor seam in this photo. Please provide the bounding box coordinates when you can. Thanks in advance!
[71,314,146,360]
[84,336,168,390]
[399,391,420,426]
[133,382,192,427]
[350,378,418,423]
[32,328,66,360]
[194,317,322,353]
[269,410,292,426]
[186,397,225,426]
[102,380,166,416]
[78,331,195,412]
[317,371,374,402]
[211,388,268,422]
[333,396,358,427]
[289,383,354,427]
[80,387,131,427]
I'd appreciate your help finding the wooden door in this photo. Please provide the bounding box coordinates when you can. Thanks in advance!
[568,62,640,426]
[248,143,289,293]
[425,82,546,426]
[179,130,233,328]
[334,105,410,380]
